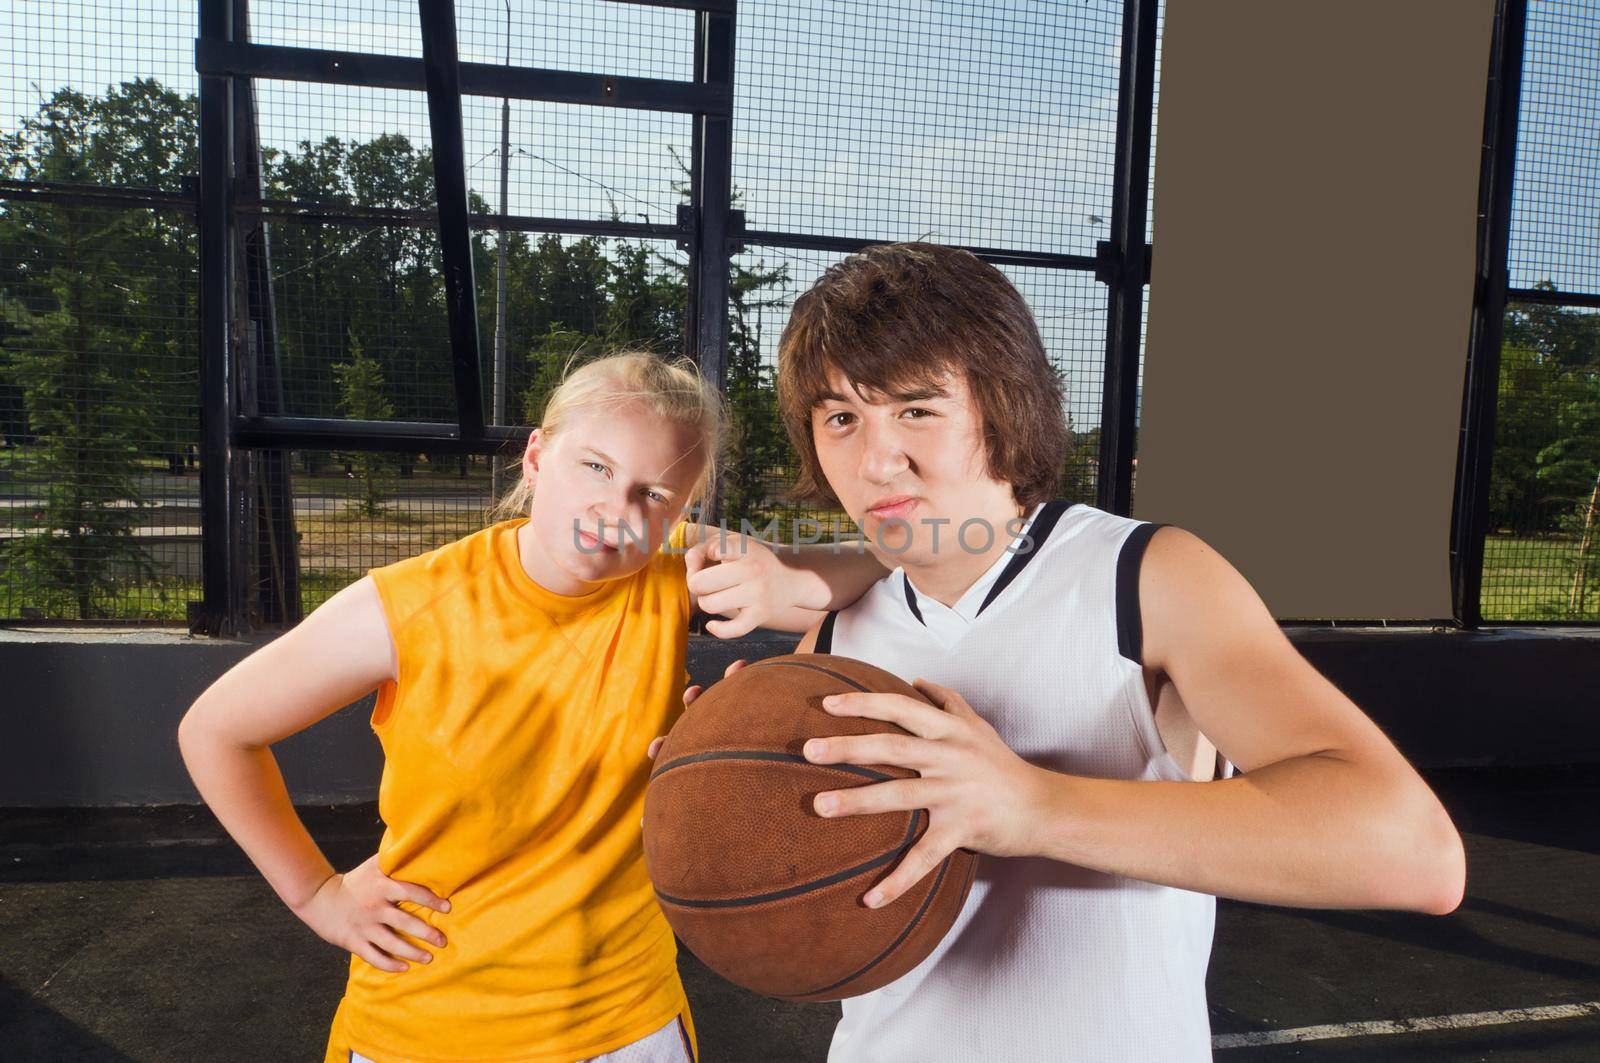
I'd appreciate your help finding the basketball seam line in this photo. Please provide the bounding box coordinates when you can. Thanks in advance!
[743,657,872,692]
[652,810,924,909]
[797,849,954,999]
[649,749,899,782]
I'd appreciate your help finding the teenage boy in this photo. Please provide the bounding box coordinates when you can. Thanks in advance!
[767,242,1465,1062]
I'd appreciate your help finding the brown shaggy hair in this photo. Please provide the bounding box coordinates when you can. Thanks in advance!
[776,242,1069,511]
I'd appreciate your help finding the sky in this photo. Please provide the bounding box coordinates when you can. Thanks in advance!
[1508,0,1600,294]
[0,0,1595,433]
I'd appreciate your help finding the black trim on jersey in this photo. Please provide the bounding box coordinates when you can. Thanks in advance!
[975,499,1073,616]
[902,572,925,625]
[1116,522,1171,665]
[814,610,837,653]
[896,499,1076,624]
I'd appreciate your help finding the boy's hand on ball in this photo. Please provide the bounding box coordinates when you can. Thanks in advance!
[803,678,1048,909]
[645,658,749,761]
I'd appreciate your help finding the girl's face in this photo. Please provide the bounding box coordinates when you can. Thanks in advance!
[521,402,707,591]
[810,366,1018,565]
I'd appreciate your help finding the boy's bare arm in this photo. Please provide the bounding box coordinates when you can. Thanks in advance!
[177,576,397,911]
[803,527,1466,915]
[1026,526,1465,912]
[754,539,888,632]
[784,538,891,610]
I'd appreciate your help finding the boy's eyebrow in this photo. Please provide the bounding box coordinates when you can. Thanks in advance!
[579,446,677,491]
[816,384,950,404]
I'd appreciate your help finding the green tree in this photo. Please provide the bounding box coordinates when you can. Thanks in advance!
[718,251,791,526]
[0,84,195,617]
[1505,283,1600,374]
[1532,366,1600,615]
[333,335,397,518]
[519,325,598,425]
[1063,425,1098,504]
[263,135,352,434]
[1494,294,1600,539]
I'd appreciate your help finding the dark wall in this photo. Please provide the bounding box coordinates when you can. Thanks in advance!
[2,626,1597,807]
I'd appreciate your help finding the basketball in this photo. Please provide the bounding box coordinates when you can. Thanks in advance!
[641,652,978,1002]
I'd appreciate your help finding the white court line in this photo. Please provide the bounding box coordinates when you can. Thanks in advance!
[1213,1000,1600,1049]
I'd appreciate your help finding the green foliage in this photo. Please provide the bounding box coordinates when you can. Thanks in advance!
[719,252,792,526]
[9,79,1593,625]
[1488,296,1600,614]
[1062,425,1098,504]
[264,132,451,426]
[519,325,599,424]
[1493,314,1600,536]
[333,335,397,518]
[0,81,196,617]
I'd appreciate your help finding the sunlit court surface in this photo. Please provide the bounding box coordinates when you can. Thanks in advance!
[3,0,1599,1060]
[3,708,1599,1060]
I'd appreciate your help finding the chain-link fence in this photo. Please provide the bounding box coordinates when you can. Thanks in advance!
[4,0,1594,625]
[1484,0,1600,621]
[1,1,202,620]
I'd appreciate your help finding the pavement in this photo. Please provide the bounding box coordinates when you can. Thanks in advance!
[1,764,1597,1062]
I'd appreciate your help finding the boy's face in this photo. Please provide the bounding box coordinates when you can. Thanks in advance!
[522,402,704,579]
[810,366,1019,564]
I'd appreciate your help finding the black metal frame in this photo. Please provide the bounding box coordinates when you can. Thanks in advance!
[194,0,242,635]
[194,41,729,115]
[189,0,734,633]
[733,0,1159,521]
[1098,0,1159,519]
[1451,0,1529,630]
[174,0,1576,634]
[685,4,736,524]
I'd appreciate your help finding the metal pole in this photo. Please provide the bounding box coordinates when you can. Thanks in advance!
[233,0,302,626]
[193,0,242,635]
[1451,0,1528,629]
[691,7,735,527]
[418,0,487,441]
[491,0,511,498]
[1096,0,1158,517]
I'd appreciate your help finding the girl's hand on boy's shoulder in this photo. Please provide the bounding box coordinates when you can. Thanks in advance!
[293,853,452,974]
[685,531,816,638]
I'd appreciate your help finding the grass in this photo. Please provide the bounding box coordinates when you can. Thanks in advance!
[1481,532,1600,621]
[2,521,1595,624]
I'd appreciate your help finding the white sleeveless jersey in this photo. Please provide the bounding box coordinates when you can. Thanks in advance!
[817,500,1218,1063]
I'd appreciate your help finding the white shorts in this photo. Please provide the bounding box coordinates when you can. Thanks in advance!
[349,1013,694,1063]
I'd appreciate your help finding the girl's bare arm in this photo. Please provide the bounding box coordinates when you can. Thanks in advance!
[177,576,398,912]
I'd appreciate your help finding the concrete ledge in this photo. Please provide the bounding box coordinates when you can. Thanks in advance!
[2,625,1596,806]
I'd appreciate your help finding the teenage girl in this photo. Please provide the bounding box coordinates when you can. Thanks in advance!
[178,351,886,1062]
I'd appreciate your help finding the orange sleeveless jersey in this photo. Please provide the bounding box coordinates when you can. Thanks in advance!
[323,518,698,1063]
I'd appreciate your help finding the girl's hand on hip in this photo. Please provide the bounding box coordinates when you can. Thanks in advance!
[294,853,451,973]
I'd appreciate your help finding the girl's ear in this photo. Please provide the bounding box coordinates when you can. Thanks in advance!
[522,427,543,484]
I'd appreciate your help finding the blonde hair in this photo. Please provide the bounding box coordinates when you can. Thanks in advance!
[490,349,730,523]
